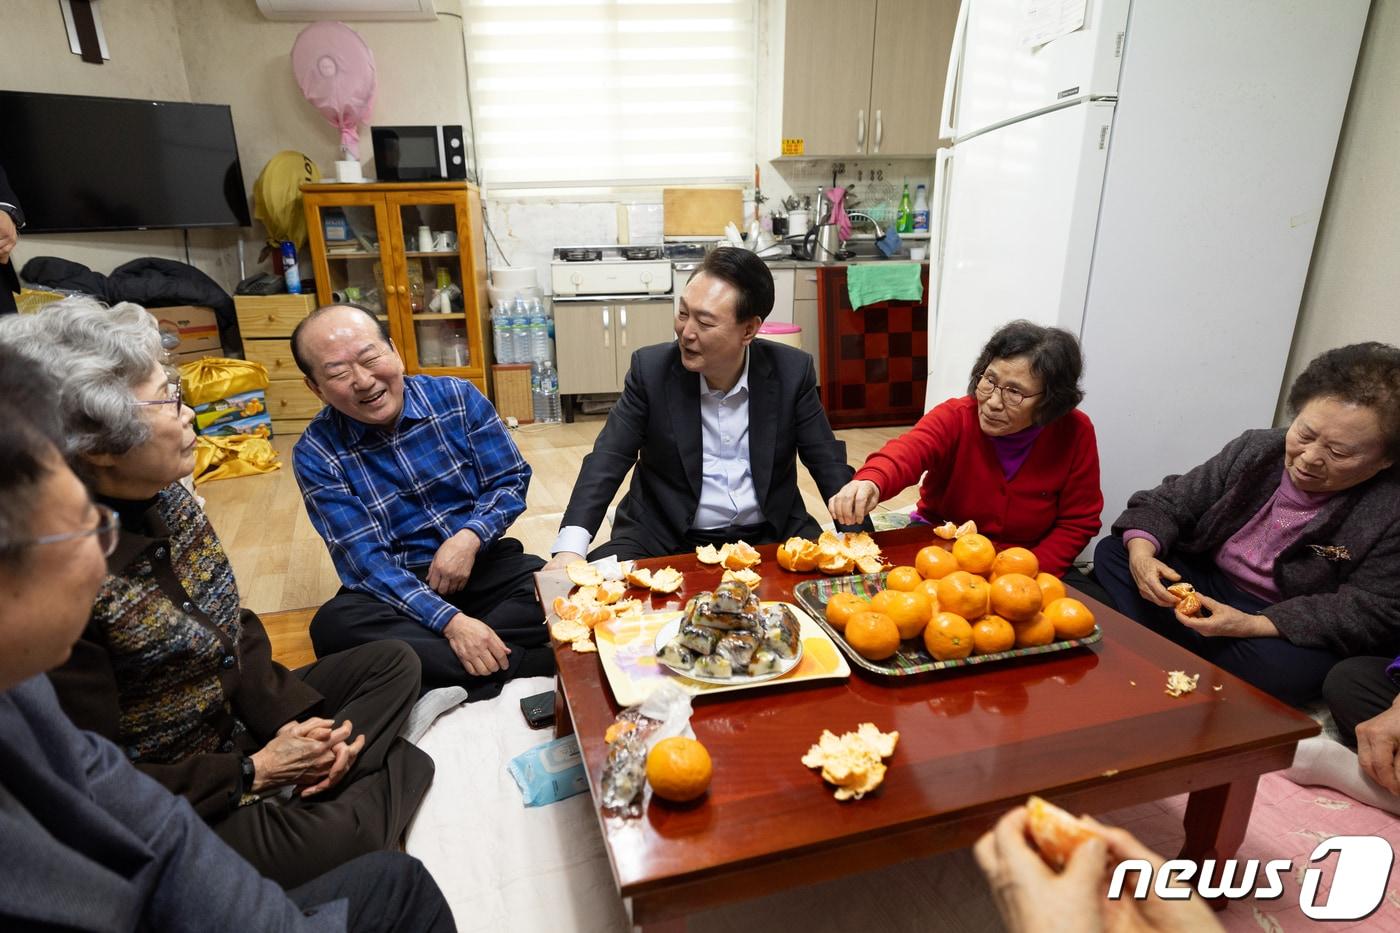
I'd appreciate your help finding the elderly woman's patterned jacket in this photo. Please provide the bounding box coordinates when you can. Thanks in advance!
[47,482,321,819]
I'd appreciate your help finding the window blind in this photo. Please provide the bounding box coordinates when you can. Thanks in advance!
[463,0,756,188]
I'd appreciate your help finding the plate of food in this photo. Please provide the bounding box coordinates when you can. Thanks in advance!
[652,580,803,684]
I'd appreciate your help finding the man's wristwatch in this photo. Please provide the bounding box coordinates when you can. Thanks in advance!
[0,203,24,230]
[239,754,257,794]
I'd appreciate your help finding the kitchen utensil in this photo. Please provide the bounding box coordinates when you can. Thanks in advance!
[788,209,811,237]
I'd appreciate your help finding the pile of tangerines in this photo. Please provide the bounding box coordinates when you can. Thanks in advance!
[824,533,1097,663]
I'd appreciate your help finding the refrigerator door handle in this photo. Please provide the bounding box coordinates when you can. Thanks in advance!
[874,109,883,152]
[929,147,953,326]
[856,109,866,149]
[939,0,969,141]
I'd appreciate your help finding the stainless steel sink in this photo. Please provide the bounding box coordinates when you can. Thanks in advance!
[842,239,909,260]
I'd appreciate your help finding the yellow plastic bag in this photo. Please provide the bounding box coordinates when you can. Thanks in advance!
[254,150,321,250]
[192,435,281,486]
[179,357,271,407]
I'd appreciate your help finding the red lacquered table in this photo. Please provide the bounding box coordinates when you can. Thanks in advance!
[535,527,1318,931]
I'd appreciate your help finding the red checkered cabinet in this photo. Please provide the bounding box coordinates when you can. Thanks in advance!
[816,265,930,428]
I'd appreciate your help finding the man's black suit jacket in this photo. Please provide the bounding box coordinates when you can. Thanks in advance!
[0,167,21,314]
[561,339,856,557]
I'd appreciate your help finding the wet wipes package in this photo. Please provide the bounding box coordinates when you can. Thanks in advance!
[508,734,589,807]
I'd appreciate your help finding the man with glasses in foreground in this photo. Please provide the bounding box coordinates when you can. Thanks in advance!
[828,319,1103,578]
[0,345,454,932]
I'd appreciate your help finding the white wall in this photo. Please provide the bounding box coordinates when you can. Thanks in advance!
[1279,0,1400,417]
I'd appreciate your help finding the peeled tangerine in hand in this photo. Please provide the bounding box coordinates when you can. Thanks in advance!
[1024,796,1103,871]
[1167,582,1202,616]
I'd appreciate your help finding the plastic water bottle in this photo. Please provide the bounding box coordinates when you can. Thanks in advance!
[492,303,512,363]
[280,241,301,294]
[535,297,554,341]
[531,362,547,423]
[511,297,531,365]
[913,184,929,232]
[541,361,561,423]
[529,303,549,362]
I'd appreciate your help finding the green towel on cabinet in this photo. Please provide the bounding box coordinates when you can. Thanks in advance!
[846,262,924,310]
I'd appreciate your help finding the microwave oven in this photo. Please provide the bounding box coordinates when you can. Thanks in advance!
[370,125,468,182]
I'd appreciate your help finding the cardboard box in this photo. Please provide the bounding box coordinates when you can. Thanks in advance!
[193,390,268,433]
[148,305,222,353]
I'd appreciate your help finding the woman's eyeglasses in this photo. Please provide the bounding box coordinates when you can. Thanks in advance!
[976,372,1043,408]
[29,503,121,557]
[133,381,183,417]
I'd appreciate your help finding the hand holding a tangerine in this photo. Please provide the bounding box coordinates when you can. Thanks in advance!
[827,479,881,526]
[1125,537,1181,607]
[1174,592,1278,638]
[974,806,1109,933]
[975,808,1224,933]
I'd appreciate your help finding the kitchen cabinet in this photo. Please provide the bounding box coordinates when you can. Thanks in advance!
[301,181,489,397]
[556,298,675,416]
[774,0,958,158]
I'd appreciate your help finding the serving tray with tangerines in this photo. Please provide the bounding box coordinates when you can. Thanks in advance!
[792,532,1101,676]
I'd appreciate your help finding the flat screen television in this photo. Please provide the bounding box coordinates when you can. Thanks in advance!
[0,90,252,233]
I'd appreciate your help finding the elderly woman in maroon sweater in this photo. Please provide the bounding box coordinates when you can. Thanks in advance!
[1094,343,1400,707]
[829,320,1102,577]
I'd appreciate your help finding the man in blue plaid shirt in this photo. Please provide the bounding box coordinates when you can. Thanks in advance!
[291,305,552,698]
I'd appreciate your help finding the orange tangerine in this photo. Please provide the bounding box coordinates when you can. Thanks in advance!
[1012,612,1056,648]
[646,736,713,802]
[936,571,990,621]
[989,573,1044,623]
[844,611,902,660]
[885,565,924,591]
[1026,795,1103,871]
[1043,597,1096,640]
[869,588,900,616]
[915,545,960,580]
[951,533,997,575]
[990,546,1039,580]
[776,537,818,572]
[924,611,974,661]
[971,615,1015,655]
[916,578,942,611]
[824,592,870,632]
[880,589,933,640]
[722,540,762,570]
[1036,573,1068,605]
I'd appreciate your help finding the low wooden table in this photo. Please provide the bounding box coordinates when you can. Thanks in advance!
[536,527,1318,931]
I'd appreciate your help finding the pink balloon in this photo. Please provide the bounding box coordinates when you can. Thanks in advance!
[292,21,377,159]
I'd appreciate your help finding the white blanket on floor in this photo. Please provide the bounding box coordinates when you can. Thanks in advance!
[404,677,629,933]
[402,678,1005,933]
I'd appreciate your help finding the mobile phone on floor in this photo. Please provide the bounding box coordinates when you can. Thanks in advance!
[521,691,555,729]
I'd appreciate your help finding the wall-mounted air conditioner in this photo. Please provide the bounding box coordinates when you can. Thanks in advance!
[255,0,436,21]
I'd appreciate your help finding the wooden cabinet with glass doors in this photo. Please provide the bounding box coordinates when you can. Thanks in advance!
[301,181,489,397]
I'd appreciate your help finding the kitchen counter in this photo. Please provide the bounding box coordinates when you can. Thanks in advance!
[764,258,931,269]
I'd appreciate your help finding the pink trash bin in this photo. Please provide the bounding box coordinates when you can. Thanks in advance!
[757,321,801,349]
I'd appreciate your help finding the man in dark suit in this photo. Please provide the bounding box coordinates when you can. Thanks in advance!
[547,247,858,564]
[0,165,24,314]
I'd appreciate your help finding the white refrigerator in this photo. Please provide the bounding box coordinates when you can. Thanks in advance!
[926,0,1370,546]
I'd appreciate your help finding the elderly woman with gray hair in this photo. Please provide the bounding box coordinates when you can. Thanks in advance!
[0,298,435,889]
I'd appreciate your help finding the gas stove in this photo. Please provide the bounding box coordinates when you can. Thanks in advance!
[550,244,672,297]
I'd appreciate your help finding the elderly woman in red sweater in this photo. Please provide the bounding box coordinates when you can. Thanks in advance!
[828,320,1102,577]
